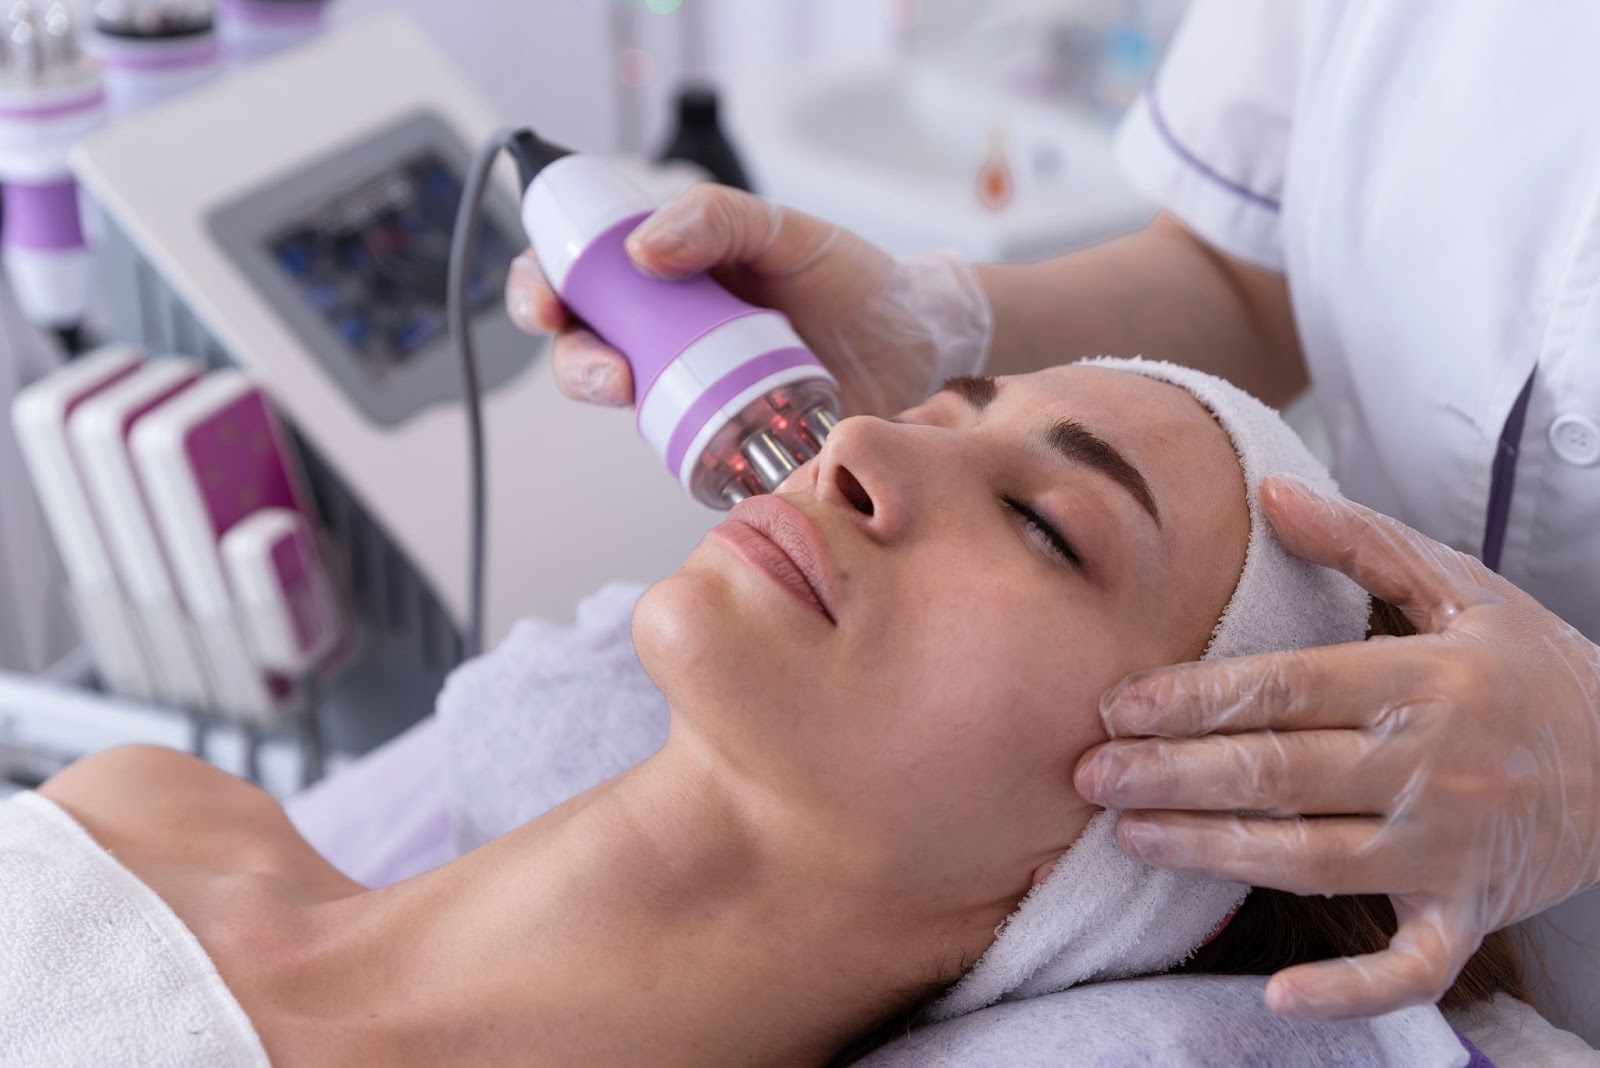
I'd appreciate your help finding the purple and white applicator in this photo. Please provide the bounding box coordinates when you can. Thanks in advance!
[0,2,106,351]
[90,0,220,118]
[516,133,841,509]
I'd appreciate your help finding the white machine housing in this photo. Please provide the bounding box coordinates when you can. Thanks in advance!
[71,14,717,646]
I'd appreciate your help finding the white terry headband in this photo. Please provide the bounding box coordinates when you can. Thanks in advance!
[929,357,1372,1021]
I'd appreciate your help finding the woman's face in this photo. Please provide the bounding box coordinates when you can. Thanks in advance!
[634,365,1248,909]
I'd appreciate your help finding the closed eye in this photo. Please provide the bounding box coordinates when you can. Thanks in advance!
[1002,496,1082,570]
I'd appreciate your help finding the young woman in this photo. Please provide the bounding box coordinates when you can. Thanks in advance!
[10,362,1521,1065]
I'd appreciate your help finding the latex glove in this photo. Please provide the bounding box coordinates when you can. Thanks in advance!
[504,183,992,417]
[1074,474,1600,1021]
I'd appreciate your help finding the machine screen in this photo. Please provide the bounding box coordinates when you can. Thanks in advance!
[268,153,517,379]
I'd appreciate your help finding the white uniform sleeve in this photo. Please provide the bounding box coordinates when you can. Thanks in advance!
[1115,0,1309,272]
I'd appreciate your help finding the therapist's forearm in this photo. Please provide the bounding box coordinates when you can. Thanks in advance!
[978,214,1309,408]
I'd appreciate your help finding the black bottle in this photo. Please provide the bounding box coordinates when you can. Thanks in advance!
[655,84,753,192]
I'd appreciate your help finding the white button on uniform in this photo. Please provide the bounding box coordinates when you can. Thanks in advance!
[1550,414,1600,466]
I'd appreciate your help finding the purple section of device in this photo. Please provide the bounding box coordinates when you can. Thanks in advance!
[120,373,202,443]
[181,390,306,539]
[270,528,318,649]
[2,180,87,253]
[665,348,821,479]
[218,0,325,28]
[0,86,105,121]
[61,362,142,423]
[557,213,766,404]
[97,36,220,72]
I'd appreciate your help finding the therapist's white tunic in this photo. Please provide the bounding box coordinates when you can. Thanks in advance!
[1116,0,1600,642]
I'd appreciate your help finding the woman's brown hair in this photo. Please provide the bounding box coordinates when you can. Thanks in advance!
[1176,598,1531,1009]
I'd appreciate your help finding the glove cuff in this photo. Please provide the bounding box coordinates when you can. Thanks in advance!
[891,250,995,396]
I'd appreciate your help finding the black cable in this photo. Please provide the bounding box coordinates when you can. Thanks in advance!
[448,129,521,659]
[449,127,568,658]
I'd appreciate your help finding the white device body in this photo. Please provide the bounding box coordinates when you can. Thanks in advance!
[220,508,343,674]
[10,345,156,698]
[129,371,304,724]
[71,14,718,645]
[69,357,213,708]
[90,32,222,118]
[2,246,95,329]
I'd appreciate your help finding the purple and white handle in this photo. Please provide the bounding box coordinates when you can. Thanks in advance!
[523,155,839,508]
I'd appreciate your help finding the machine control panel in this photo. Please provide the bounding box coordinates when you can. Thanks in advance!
[211,110,529,426]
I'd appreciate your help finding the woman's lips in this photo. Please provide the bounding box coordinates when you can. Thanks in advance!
[710,497,838,625]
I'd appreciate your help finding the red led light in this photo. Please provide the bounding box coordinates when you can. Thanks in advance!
[773,416,789,431]
[732,457,747,472]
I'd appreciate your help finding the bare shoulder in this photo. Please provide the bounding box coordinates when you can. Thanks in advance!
[39,745,348,891]
[42,744,276,832]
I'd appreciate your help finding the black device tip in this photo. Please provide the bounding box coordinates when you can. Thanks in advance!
[506,130,573,191]
[676,85,719,122]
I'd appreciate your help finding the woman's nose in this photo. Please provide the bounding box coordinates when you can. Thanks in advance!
[807,415,921,542]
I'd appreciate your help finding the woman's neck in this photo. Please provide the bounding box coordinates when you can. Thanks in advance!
[265,736,1009,1066]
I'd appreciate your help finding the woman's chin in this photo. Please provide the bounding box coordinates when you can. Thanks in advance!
[634,568,753,698]
[635,562,818,727]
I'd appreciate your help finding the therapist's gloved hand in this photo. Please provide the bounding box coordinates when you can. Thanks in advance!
[504,183,992,416]
[1074,474,1600,1022]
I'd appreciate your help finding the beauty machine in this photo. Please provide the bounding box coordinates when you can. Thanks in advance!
[70,13,718,666]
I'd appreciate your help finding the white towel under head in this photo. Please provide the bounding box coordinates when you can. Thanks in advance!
[929,357,1373,1021]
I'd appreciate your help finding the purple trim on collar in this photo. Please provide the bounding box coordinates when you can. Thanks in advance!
[97,36,220,73]
[0,86,105,121]
[1481,369,1535,573]
[1144,86,1283,213]
[217,0,325,28]
[664,348,817,479]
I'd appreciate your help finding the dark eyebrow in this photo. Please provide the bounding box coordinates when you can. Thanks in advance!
[936,375,1161,527]
[939,375,998,411]
[1045,419,1161,526]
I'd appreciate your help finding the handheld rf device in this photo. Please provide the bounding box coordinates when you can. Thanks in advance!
[90,0,219,118]
[10,344,155,698]
[0,1,105,345]
[68,356,211,708]
[516,137,841,508]
[130,369,319,724]
[74,15,718,659]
